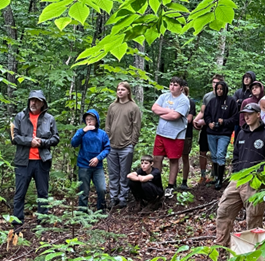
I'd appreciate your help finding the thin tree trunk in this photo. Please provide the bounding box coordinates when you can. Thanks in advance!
[3,5,17,115]
[216,24,228,69]
[133,42,145,106]
[155,35,163,83]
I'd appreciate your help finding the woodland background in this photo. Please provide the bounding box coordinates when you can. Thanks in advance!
[1,0,265,260]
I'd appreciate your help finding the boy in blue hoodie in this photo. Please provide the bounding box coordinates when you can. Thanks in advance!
[71,109,110,212]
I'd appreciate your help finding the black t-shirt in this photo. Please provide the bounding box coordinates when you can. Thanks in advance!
[186,98,196,138]
[136,167,163,190]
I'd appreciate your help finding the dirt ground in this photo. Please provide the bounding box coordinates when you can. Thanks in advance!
[0,165,250,261]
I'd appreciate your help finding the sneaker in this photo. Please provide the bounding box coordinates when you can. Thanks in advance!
[179,184,189,190]
[118,200,127,208]
[198,177,206,184]
[164,187,174,198]
[108,199,119,209]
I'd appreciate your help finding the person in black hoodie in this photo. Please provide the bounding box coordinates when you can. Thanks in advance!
[233,71,256,141]
[204,81,238,190]
[216,103,265,247]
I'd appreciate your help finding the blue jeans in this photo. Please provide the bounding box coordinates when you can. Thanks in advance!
[207,135,230,166]
[78,168,106,210]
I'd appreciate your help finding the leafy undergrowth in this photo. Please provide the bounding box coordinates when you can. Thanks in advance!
[0,170,252,261]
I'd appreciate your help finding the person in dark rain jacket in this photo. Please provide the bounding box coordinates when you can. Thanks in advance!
[71,109,110,212]
[204,81,238,190]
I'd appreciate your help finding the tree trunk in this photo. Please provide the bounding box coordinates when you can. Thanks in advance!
[3,5,17,115]
[133,42,145,106]
[155,35,163,83]
[216,24,228,69]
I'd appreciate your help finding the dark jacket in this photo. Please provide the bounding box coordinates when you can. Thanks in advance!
[71,109,110,169]
[13,90,60,166]
[204,83,238,136]
[233,71,256,109]
[239,81,264,126]
[233,122,265,173]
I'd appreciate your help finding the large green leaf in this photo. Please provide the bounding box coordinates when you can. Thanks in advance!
[166,2,189,13]
[110,42,128,61]
[250,175,262,190]
[149,0,160,14]
[215,6,234,24]
[68,2,89,25]
[209,19,226,31]
[131,0,147,12]
[93,0,113,14]
[236,174,253,188]
[219,0,237,8]
[54,17,72,31]
[125,25,147,41]
[111,14,140,35]
[193,12,215,35]
[38,2,69,23]
[81,0,101,13]
[164,17,182,34]
[133,35,145,45]
[0,0,10,10]
[145,25,159,45]
[104,34,126,52]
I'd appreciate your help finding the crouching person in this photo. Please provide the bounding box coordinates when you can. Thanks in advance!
[216,103,265,247]
[127,155,164,212]
[71,109,110,213]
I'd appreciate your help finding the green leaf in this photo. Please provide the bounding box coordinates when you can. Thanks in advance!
[38,2,68,23]
[131,0,147,12]
[215,6,234,24]
[54,17,72,31]
[104,34,125,52]
[133,35,145,45]
[219,0,237,8]
[110,42,128,61]
[111,14,140,35]
[209,19,226,31]
[17,77,25,83]
[132,14,158,24]
[164,17,182,34]
[125,25,147,41]
[145,25,159,45]
[149,0,160,14]
[193,12,215,35]
[250,175,262,190]
[0,0,10,10]
[166,2,190,13]
[45,252,65,260]
[93,0,113,14]
[236,174,253,188]
[162,0,171,5]
[81,0,101,13]
[68,2,89,25]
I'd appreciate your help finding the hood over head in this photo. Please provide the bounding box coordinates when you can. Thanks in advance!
[249,81,264,101]
[215,81,228,102]
[241,71,256,91]
[27,90,48,111]
[83,109,100,128]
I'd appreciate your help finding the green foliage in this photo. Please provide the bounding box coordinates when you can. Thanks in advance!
[0,0,10,10]
[176,191,194,206]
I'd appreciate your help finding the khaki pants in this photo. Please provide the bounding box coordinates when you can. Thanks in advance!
[216,181,265,246]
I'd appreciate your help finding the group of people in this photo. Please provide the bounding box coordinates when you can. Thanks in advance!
[11,72,265,247]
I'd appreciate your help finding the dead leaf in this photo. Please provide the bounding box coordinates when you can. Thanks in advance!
[13,233,18,246]
[19,232,23,238]
[7,230,13,242]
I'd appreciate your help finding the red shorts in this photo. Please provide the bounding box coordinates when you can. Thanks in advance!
[153,135,185,159]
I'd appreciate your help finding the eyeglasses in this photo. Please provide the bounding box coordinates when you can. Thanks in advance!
[244,104,259,112]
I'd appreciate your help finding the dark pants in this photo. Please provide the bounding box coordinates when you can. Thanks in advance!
[13,160,51,223]
[129,180,163,202]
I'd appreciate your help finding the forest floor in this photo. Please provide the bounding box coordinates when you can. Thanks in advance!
[0,159,251,261]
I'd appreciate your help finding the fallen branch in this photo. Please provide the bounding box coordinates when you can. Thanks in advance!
[155,236,216,245]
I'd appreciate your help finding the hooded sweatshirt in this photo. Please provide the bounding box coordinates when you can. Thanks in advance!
[204,83,238,136]
[71,109,110,169]
[233,122,265,173]
[239,81,264,126]
[233,71,256,108]
[13,90,60,166]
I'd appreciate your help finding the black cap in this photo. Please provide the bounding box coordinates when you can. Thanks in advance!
[240,103,261,113]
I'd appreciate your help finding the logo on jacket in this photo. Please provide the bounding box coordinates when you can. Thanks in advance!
[254,139,264,149]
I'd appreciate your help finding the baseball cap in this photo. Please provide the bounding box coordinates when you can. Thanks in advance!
[240,103,261,113]
[30,96,43,101]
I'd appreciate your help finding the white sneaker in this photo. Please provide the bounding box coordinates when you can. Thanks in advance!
[164,187,174,198]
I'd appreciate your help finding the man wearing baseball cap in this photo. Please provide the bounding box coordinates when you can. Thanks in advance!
[216,102,265,247]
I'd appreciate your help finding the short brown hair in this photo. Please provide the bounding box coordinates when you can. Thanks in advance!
[212,74,224,82]
[141,155,153,163]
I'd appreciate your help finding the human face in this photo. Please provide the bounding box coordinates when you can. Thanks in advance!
[141,160,153,173]
[244,112,260,127]
[212,79,220,91]
[29,98,44,115]
[85,115,96,126]
[251,84,261,97]
[170,82,183,97]
[117,85,129,102]
[216,84,224,97]
[244,75,252,86]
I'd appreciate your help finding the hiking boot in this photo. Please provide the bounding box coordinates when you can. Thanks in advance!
[108,198,119,209]
[118,200,127,208]
[164,187,174,198]
[215,165,225,190]
[198,177,206,184]
[179,184,190,190]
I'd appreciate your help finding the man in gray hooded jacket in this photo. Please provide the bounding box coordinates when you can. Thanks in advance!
[12,90,59,226]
